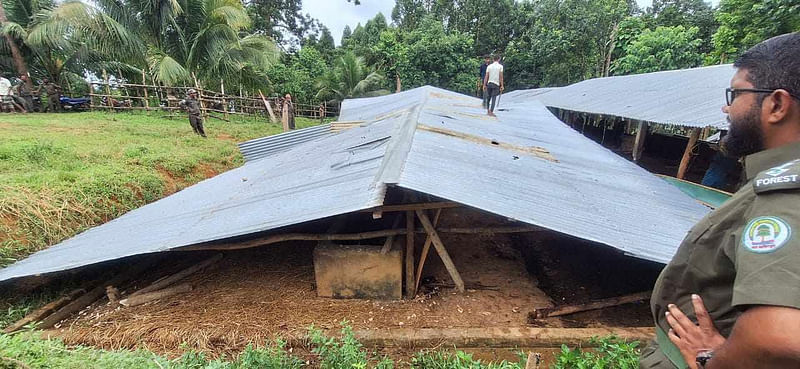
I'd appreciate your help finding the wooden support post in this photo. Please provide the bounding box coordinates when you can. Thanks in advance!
[281,98,290,132]
[220,79,228,120]
[380,215,403,254]
[677,128,702,180]
[405,211,415,298]
[102,69,112,110]
[632,121,648,162]
[415,209,465,293]
[141,70,150,111]
[414,208,442,295]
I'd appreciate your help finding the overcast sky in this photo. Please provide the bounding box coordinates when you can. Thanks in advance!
[302,0,721,46]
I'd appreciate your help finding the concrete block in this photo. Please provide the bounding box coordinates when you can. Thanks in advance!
[313,244,402,300]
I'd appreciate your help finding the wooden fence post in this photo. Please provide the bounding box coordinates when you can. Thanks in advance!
[102,69,112,111]
[142,70,150,111]
[220,79,228,120]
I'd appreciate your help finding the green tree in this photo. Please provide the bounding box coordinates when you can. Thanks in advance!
[613,25,703,75]
[245,0,318,47]
[341,25,352,47]
[646,0,718,54]
[710,0,800,63]
[315,51,387,101]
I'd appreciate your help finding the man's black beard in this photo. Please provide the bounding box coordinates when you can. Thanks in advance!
[721,104,765,158]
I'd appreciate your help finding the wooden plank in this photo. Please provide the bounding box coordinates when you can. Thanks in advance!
[415,210,465,293]
[38,263,150,329]
[258,90,277,123]
[414,209,443,294]
[632,121,648,162]
[529,291,652,319]
[404,211,415,298]
[380,215,404,254]
[361,202,460,214]
[185,226,542,252]
[677,128,702,179]
[129,254,222,298]
[3,288,85,333]
[120,283,193,307]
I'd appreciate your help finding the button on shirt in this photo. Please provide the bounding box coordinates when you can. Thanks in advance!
[640,142,800,369]
[485,62,503,86]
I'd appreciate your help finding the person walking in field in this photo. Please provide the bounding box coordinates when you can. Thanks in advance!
[41,78,61,113]
[180,89,206,137]
[483,55,503,117]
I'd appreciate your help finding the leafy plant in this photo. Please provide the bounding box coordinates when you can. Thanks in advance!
[551,336,640,369]
[411,350,525,369]
[308,321,394,369]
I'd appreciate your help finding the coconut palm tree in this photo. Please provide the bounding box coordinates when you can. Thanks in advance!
[315,51,388,101]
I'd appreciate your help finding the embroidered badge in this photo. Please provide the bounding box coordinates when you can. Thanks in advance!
[742,216,792,253]
[765,160,800,177]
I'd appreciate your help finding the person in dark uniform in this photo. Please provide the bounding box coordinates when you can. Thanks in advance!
[15,75,33,112]
[180,89,206,137]
[41,78,61,113]
[639,32,800,369]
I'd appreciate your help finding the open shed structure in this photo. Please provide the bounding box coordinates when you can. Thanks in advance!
[507,65,736,184]
[0,86,710,299]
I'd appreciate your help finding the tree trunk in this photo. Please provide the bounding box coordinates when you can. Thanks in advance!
[395,74,402,93]
[0,4,32,91]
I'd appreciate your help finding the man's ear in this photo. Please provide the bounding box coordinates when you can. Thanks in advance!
[765,90,794,124]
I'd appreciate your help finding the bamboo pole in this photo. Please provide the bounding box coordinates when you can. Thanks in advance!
[102,69,112,111]
[220,79,228,120]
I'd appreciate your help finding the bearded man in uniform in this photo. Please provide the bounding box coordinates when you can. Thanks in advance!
[640,32,800,369]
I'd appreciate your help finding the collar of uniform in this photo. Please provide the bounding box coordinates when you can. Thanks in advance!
[745,141,800,181]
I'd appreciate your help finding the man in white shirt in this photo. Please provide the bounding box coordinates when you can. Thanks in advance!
[0,76,15,112]
[483,55,504,117]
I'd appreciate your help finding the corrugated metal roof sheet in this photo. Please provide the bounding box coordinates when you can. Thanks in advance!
[506,65,734,129]
[0,86,710,282]
[238,124,333,162]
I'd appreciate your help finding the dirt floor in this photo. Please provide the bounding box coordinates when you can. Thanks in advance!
[48,207,658,358]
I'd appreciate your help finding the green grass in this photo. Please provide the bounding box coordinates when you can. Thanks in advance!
[0,111,325,268]
[0,328,641,368]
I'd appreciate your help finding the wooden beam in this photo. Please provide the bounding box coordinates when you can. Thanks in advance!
[414,209,443,294]
[185,226,544,252]
[415,210,465,293]
[632,121,648,162]
[120,283,193,307]
[361,202,460,214]
[128,254,222,298]
[184,229,408,251]
[405,211,415,298]
[528,291,652,319]
[3,288,85,333]
[258,90,277,123]
[677,128,702,180]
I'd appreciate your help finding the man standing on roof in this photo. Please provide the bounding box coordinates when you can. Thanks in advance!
[479,55,491,108]
[483,55,503,117]
[180,89,206,137]
[639,32,800,369]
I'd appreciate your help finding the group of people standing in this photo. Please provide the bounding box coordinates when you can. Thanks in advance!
[0,74,62,113]
[479,55,504,117]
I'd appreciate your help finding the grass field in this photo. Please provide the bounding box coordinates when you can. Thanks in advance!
[0,111,323,269]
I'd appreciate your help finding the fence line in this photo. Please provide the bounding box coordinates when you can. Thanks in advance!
[87,81,339,122]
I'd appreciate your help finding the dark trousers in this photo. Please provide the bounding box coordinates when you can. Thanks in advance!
[486,83,500,112]
[189,115,206,137]
[45,96,61,112]
[482,88,490,108]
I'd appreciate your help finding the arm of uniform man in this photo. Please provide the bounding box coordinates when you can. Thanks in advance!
[707,305,800,368]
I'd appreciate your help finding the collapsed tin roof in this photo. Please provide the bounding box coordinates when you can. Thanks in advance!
[0,86,710,282]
